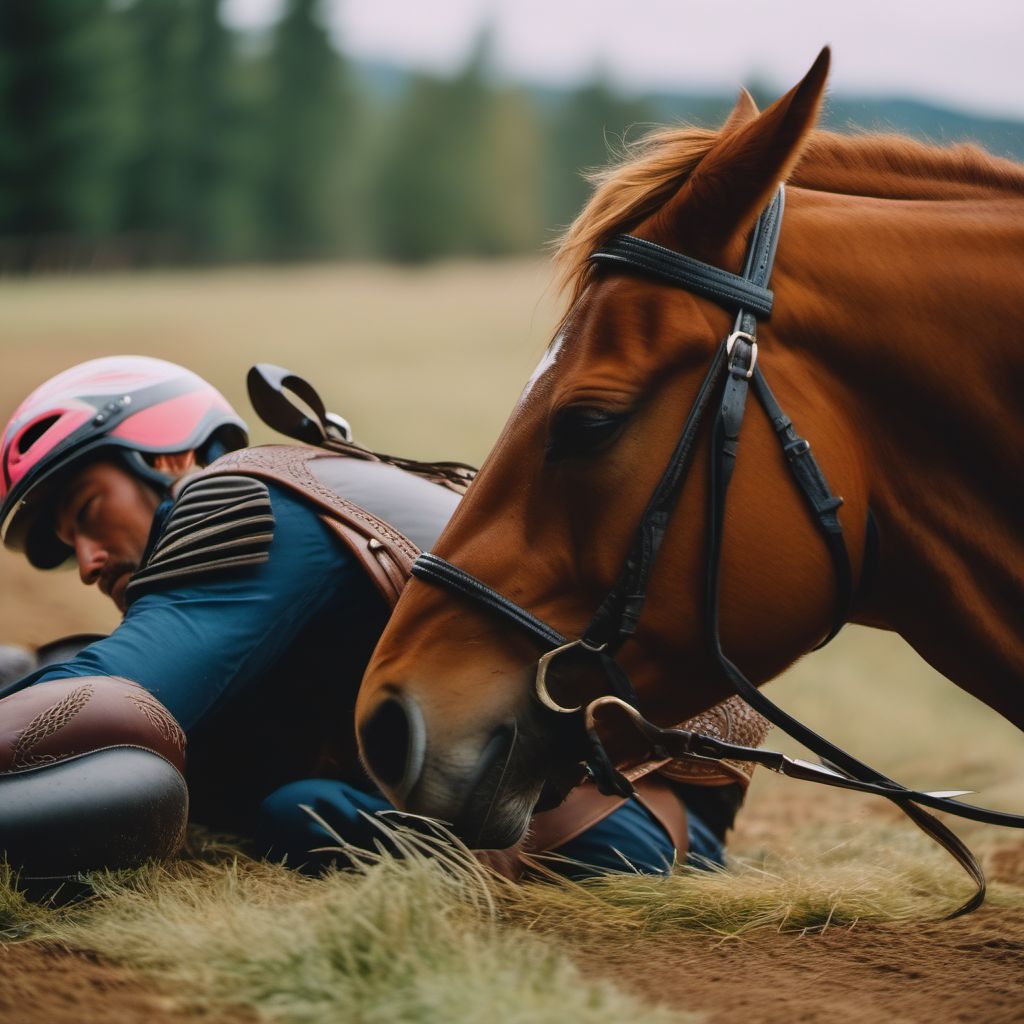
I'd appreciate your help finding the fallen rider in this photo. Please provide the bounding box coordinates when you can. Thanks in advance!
[0,356,762,884]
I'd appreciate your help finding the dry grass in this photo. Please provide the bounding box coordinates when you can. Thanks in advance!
[2,817,1021,1023]
[3,829,700,1024]
[513,827,1024,941]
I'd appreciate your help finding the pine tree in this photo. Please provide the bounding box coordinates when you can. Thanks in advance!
[262,0,351,258]
[544,76,654,229]
[0,0,130,266]
[370,30,533,261]
[120,0,264,262]
[182,0,248,259]
[118,0,193,259]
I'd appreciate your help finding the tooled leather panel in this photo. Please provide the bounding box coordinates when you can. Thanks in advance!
[0,677,186,775]
[125,690,186,760]
[658,695,772,787]
[10,683,95,769]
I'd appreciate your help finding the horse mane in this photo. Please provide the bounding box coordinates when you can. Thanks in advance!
[554,125,1024,305]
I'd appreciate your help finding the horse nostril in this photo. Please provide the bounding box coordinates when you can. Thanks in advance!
[359,693,426,803]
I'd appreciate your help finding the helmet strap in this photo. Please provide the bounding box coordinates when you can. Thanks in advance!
[118,450,177,497]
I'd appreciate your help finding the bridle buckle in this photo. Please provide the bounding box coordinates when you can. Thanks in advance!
[726,330,758,379]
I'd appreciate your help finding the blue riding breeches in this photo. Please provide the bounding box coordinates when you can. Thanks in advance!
[253,778,724,878]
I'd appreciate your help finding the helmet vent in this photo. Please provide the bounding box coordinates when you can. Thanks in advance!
[17,416,60,454]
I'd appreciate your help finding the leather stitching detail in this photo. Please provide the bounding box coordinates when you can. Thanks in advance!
[10,683,95,769]
[125,692,185,755]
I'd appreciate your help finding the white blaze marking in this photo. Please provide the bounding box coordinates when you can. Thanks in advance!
[519,331,565,405]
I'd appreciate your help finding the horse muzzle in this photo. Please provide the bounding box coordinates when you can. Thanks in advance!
[358,687,567,849]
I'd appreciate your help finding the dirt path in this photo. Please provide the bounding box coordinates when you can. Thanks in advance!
[0,943,254,1024]
[582,905,1024,1024]
[567,777,1024,1024]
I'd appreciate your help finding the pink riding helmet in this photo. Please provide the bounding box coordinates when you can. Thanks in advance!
[0,356,247,568]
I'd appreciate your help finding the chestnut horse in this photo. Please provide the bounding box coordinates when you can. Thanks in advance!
[355,49,1024,853]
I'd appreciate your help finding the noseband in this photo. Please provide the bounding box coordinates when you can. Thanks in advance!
[412,187,1023,915]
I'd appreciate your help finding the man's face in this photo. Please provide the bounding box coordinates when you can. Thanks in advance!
[54,459,162,612]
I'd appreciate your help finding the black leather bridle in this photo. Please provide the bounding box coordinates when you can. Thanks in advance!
[412,186,1023,915]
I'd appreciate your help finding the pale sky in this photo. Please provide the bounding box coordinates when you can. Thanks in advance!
[223,0,1024,120]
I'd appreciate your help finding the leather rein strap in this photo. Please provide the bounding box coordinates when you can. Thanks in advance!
[412,186,1023,916]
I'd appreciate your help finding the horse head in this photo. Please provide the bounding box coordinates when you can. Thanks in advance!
[356,45,1024,849]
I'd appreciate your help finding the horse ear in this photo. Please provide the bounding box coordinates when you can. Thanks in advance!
[719,88,760,136]
[647,47,830,250]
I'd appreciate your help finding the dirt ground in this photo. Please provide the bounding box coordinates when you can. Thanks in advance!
[587,905,1024,1024]
[0,944,255,1024]
[583,792,1024,1024]
[3,788,1021,1024]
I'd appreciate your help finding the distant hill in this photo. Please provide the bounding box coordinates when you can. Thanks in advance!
[355,59,1024,163]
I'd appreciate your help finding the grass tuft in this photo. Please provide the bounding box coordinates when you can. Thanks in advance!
[4,826,696,1024]
[508,824,1024,941]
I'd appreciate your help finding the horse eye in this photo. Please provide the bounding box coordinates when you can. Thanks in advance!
[546,406,626,461]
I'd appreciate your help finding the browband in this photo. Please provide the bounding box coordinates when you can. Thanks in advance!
[591,235,775,317]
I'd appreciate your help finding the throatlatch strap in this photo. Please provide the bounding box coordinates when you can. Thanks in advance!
[705,337,756,633]
[582,343,730,653]
[583,190,786,655]
[750,367,853,645]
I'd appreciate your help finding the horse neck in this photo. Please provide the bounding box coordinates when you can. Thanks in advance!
[794,134,1024,202]
[774,186,1024,722]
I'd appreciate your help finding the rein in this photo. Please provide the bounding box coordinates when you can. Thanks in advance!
[412,186,1023,916]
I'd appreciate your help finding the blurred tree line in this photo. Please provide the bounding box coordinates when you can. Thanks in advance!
[0,0,659,269]
[1,1,1021,271]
